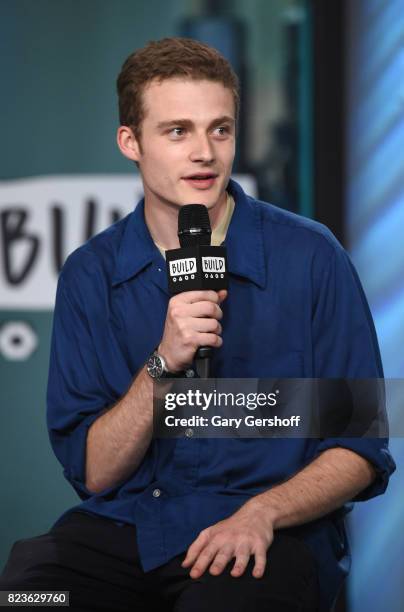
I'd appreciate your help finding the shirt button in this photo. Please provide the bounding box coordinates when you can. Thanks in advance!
[185,369,195,378]
[152,488,161,498]
[185,428,194,438]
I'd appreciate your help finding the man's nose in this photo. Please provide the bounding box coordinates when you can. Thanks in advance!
[189,133,215,163]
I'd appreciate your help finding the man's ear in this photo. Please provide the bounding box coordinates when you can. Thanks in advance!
[116,126,141,162]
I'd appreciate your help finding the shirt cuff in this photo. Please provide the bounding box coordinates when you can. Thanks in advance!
[62,412,112,499]
[316,437,396,501]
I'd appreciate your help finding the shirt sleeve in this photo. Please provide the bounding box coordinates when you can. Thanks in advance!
[311,239,396,500]
[46,266,117,500]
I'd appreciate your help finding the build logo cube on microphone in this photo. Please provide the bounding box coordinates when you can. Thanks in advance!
[165,203,228,295]
[166,245,228,294]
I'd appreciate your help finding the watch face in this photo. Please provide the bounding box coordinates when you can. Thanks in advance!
[147,353,164,379]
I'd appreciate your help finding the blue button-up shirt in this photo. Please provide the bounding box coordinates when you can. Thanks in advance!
[47,179,395,611]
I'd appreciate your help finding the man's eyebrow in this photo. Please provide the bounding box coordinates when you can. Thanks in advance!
[209,116,235,127]
[156,119,193,130]
[156,116,235,130]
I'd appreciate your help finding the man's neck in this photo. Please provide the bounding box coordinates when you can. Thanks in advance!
[144,191,228,252]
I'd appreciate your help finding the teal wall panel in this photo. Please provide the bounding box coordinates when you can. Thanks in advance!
[0,312,77,568]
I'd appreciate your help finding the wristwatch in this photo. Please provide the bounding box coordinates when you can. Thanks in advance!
[146,350,182,380]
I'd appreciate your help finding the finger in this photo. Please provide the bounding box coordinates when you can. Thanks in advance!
[182,531,210,567]
[230,548,251,578]
[194,319,222,335]
[218,289,228,303]
[189,545,219,578]
[252,548,267,578]
[177,290,220,305]
[188,301,223,320]
[209,548,234,576]
[197,332,223,348]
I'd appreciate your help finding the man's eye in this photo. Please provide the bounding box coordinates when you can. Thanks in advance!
[214,126,229,137]
[170,127,185,137]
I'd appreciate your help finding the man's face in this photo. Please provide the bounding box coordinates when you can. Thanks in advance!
[130,78,236,212]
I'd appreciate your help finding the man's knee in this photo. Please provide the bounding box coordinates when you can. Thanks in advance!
[174,534,319,611]
[0,534,61,589]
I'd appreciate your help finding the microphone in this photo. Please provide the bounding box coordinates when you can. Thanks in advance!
[165,204,228,377]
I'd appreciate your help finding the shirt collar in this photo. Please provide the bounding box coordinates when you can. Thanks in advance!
[112,179,266,289]
[112,198,164,287]
[225,179,266,288]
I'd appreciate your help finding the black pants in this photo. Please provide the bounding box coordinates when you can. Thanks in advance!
[0,512,319,611]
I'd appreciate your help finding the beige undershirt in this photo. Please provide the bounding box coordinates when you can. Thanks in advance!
[155,192,235,258]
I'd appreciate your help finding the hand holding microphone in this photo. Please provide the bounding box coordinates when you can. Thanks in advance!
[158,288,227,374]
[159,204,229,377]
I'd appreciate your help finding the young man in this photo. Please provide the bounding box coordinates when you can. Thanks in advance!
[0,38,395,611]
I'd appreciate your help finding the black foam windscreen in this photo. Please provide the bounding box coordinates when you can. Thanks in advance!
[178,204,212,247]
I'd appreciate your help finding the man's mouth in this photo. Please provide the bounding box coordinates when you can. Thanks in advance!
[182,173,218,188]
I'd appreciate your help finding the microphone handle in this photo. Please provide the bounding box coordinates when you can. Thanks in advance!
[195,346,212,378]
[196,346,212,359]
